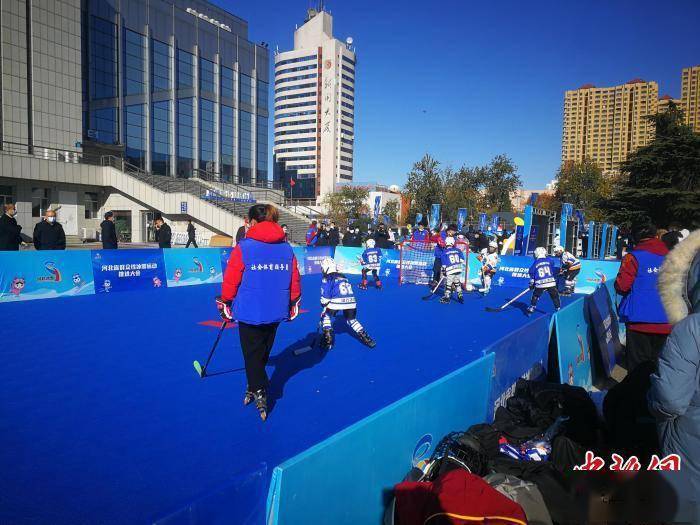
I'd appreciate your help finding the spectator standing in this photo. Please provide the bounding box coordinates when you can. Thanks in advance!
[614,222,672,372]
[374,223,391,249]
[649,229,700,504]
[411,222,429,242]
[281,224,289,242]
[0,203,23,251]
[155,217,172,248]
[217,204,301,421]
[100,211,118,249]
[328,221,340,247]
[186,220,198,248]
[235,218,249,244]
[477,230,490,252]
[316,223,330,246]
[306,220,318,246]
[33,209,66,250]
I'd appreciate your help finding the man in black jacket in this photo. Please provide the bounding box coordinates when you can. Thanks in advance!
[328,221,340,247]
[33,210,66,250]
[186,220,198,248]
[155,217,172,248]
[100,211,118,249]
[0,203,23,250]
[374,223,391,249]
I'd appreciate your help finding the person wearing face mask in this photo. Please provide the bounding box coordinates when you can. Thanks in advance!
[33,209,66,250]
[0,203,23,251]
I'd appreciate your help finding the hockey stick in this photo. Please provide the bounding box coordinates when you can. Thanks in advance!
[485,288,530,312]
[422,275,445,300]
[293,308,327,356]
[193,320,228,378]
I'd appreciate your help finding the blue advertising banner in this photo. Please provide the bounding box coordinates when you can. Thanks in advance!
[560,202,573,248]
[529,193,539,206]
[293,246,335,275]
[378,248,402,280]
[163,248,224,287]
[587,221,595,259]
[599,223,609,260]
[514,225,524,252]
[429,204,440,231]
[0,251,95,302]
[585,284,622,382]
[333,246,364,275]
[575,259,620,294]
[526,225,538,256]
[457,208,467,232]
[92,249,166,293]
[373,195,382,224]
[519,205,533,256]
[555,298,593,390]
[478,212,488,232]
[414,213,423,227]
[220,247,232,273]
[491,214,500,230]
[575,210,586,232]
[609,226,618,257]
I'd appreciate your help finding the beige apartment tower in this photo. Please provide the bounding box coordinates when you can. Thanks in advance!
[680,66,700,133]
[561,79,658,174]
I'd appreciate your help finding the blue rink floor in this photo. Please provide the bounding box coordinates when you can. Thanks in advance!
[0,276,577,525]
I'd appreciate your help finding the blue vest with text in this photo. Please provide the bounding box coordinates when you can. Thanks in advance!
[233,238,293,325]
[618,250,668,324]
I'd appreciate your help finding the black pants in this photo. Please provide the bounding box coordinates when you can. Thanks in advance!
[432,257,442,282]
[238,321,279,392]
[625,329,668,373]
[185,238,198,248]
[531,287,561,309]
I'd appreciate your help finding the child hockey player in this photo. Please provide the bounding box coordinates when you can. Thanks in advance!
[439,236,466,304]
[320,257,376,350]
[553,245,581,296]
[527,247,561,315]
[359,238,383,290]
[477,241,499,294]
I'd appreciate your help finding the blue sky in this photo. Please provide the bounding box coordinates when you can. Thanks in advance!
[216,0,700,189]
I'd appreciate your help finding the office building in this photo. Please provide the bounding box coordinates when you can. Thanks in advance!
[273,7,356,204]
[0,0,310,244]
[680,65,700,133]
[561,79,658,174]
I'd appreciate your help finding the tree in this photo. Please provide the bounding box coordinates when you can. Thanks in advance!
[481,155,521,212]
[554,159,613,221]
[321,186,370,230]
[381,200,400,225]
[442,165,486,222]
[601,104,700,228]
[404,154,443,224]
[534,192,558,213]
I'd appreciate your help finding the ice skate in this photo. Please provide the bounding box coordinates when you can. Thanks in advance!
[358,330,376,348]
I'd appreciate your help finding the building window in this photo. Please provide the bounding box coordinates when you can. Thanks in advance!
[239,111,253,183]
[152,39,171,93]
[256,117,268,182]
[89,107,119,144]
[152,101,171,175]
[124,29,146,95]
[124,104,146,169]
[199,58,215,95]
[199,99,216,172]
[177,49,195,89]
[177,98,195,177]
[240,74,254,105]
[0,185,14,205]
[221,66,234,100]
[32,188,49,218]
[221,105,235,182]
[89,16,118,100]
[84,192,99,219]
[257,80,269,111]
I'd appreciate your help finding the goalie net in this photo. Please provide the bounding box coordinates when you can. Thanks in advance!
[398,240,470,287]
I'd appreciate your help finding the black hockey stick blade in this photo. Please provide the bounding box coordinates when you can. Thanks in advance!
[422,276,445,300]
[485,288,530,312]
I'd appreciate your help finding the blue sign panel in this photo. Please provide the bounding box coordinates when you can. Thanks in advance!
[478,212,488,232]
[586,284,622,381]
[378,248,401,280]
[373,195,381,224]
[220,247,232,274]
[457,208,467,232]
[555,299,593,390]
[92,249,166,293]
[429,204,440,230]
[163,248,224,287]
[0,251,94,302]
[333,247,364,275]
[414,213,423,227]
[293,246,335,275]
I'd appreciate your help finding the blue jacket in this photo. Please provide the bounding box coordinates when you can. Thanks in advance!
[618,250,668,324]
[411,229,429,242]
[529,259,557,288]
[440,246,465,275]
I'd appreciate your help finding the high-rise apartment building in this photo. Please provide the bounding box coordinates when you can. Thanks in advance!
[680,65,700,133]
[658,94,681,113]
[273,7,356,203]
[561,79,658,174]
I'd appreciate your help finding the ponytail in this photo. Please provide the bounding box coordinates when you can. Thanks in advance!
[248,203,279,223]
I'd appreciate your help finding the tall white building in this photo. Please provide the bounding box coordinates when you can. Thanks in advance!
[273,7,356,204]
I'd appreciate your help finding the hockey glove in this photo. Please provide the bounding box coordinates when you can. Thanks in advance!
[216,295,233,321]
[288,296,301,321]
[529,280,535,290]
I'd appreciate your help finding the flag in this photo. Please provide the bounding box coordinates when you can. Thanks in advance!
[491,214,500,230]
[289,178,296,187]
[373,195,382,224]
[457,208,467,232]
[429,204,441,231]
[414,213,423,226]
[478,213,487,231]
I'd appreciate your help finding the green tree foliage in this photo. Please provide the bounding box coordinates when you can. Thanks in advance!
[442,165,486,222]
[321,185,369,230]
[404,154,443,223]
[601,104,700,228]
[381,200,400,225]
[481,155,521,213]
[554,159,613,221]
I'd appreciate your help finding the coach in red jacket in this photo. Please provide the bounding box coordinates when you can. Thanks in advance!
[218,204,301,421]
[614,222,672,372]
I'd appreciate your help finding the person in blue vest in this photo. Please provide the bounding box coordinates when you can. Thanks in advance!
[217,204,302,421]
[319,257,376,350]
[305,220,318,246]
[359,238,383,290]
[615,222,671,372]
[526,247,561,315]
[553,245,581,295]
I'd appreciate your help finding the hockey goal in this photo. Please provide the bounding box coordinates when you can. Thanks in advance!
[398,240,470,287]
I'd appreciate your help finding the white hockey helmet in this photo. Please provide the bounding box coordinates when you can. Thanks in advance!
[320,257,337,275]
[534,247,548,259]
[553,245,564,255]
[366,238,376,248]
[489,241,498,250]
[445,236,456,247]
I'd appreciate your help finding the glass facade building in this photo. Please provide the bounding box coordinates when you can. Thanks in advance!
[82,0,270,183]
